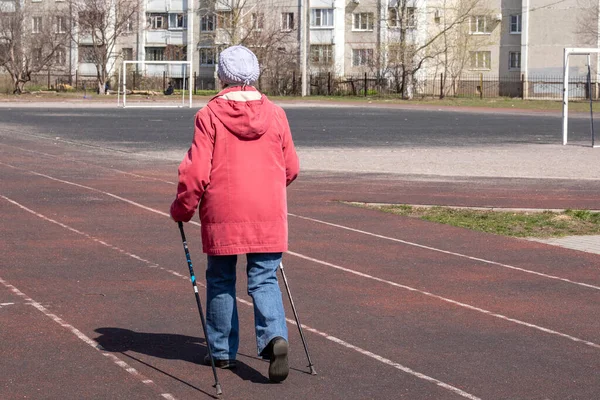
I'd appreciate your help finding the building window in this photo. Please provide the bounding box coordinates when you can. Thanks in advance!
[32,16,42,33]
[122,47,133,60]
[388,45,401,64]
[470,51,491,69]
[310,44,333,64]
[201,14,216,32]
[199,48,216,65]
[33,48,42,64]
[509,51,521,69]
[252,13,264,30]
[353,13,374,31]
[510,14,521,33]
[55,47,66,65]
[388,7,415,28]
[164,45,186,60]
[281,12,294,31]
[217,11,232,29]
[145,47,165,61]
[169,13,187,29]
[389,8,399,27]
[55,16,67,33]
[352,48,373,66]
[78,45,96,63]
[311,9,334,28]
[469,15,491,34]
[148,14,166,30]
[124,18,134,33]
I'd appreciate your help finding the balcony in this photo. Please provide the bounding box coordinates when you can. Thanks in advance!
[146,0,167,12]
[168,30,186,46]
[146,30,168,45]
[144,30,187,46]
[78,63,97,76]
[169,0,187,12]
[145,63,188,78]
[310,29,334,45]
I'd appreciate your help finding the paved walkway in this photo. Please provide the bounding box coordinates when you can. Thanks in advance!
[529,235,600,255]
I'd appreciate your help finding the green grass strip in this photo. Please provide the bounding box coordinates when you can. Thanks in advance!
[354,203,600,238]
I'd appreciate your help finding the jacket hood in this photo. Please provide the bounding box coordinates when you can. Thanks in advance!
[207,86,272,140]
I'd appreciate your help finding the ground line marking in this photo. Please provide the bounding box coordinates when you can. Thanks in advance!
[2,160,596,292]
[0,194,482,400]
[286,251,600,350]
[288,213,600,292]
[0,142,176,185]
[2,164,600,349]
[0,275,175,400]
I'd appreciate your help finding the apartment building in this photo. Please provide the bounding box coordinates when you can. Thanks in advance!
[1,0,597,94]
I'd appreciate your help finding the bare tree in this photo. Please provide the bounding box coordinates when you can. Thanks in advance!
[576,0,599,46]
[64,0,139,94]
[435,0,495,97]
[384,0,483,98]
[198,0,297,90]
[0,0,69,93]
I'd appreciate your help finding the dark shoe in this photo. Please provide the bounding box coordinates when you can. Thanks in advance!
[203,354,237,369]
[267,337,289,383]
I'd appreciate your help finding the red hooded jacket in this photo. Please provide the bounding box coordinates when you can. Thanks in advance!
[170,86,299,255]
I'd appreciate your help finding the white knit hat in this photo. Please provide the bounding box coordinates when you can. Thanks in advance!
[217,45,260,86]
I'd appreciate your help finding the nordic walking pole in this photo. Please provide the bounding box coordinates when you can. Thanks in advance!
[178,222,223,396]
[279,262,317,375]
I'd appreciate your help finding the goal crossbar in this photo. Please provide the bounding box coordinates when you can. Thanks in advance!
[562,48,600,146]
[118,60,193,108]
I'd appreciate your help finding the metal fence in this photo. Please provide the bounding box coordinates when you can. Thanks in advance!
[258,73,597,100]
[3,69,598,101]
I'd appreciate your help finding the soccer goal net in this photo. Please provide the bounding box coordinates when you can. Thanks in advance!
[562,48,600,147]
[118,61,193,108]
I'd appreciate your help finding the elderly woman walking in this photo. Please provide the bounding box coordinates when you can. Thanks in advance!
[170,45,300,383]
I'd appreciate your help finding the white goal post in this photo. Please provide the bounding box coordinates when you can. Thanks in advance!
[562,48,600,146]
[118,60,193,108]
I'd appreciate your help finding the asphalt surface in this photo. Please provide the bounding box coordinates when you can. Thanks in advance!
[1,104,600,400]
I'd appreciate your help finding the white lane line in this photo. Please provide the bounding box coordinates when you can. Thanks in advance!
[2,160,595,292]
[0,161,197,227]
[2,165,599,350]
[289,213,600,292]
[0,276,175,399]
[234,296,482,400]
[0,142,176,185]
[1,195,482,400]
[1,195,161,269]
[287,251,600,350]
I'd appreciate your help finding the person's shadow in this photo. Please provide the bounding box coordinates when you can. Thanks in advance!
[94,327,270,389]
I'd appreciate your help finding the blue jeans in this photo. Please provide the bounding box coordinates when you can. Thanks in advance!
[205,252,288,360]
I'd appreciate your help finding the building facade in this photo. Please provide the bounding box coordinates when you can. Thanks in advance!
[1,0,598,95]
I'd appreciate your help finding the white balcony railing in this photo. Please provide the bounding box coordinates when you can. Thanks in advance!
[146,30,168,45]
[145,63,188,78]
[168,30,186,45]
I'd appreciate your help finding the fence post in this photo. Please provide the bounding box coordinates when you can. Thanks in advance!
[328,72,331,96]
[194,71,197,95]
[364,72,368,97]
[47,69,51,90]
[75,70,78,89]
[521,74,525,99]
[163,71,166,91]
[440,73,444,99]
[479,73,483,99]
